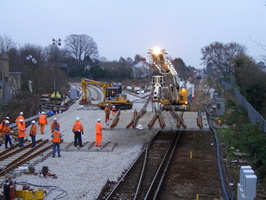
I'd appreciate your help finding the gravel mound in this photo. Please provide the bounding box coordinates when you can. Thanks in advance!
[14,94,154,200]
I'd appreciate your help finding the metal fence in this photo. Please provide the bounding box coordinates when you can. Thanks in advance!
[221,80,266,132]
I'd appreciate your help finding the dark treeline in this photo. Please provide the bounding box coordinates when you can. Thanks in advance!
[1,34,265,118]
[201,41,266,118]
[0,34,196,119]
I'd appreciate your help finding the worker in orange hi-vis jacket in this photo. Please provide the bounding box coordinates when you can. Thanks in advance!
[95,118,104,147]
[51,127,62,157]
[29,120,37,148]
[3,120,12,149]
[0,116,9,134]
[17,119,26,147]
[15,112,25,125]
[50,118,60,133]
[72,117,84,147]
[111,106,116,116]
[38,111,47,134]
[104,104,110,124]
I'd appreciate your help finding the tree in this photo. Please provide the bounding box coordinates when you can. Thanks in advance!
[134,54,146,63]
[88,65,105,80]
[64,34,99,68]
[0,34,16,55]
[233,54,266,116]
[201,42,246,77]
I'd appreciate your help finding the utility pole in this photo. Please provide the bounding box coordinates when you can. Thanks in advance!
[52,38,61,93]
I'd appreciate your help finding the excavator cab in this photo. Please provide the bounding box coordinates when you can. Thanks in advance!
[105,87,121,101]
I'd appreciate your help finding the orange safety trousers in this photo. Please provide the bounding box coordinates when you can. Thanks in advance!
[95,122,103,146]
[40,124,45,134]
[105,113,110,123]
[95,132,102,146]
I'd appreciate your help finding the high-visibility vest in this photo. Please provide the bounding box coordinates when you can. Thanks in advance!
[15,115,25,125]
[105,106,110,114]
[30,124,37,136]
[38,114,47,124]
[95,122,103,134]
[0,124,3,134]
[50,122,60,132]
[72,121,84,132]
[3,124,10,134]
[17,123,26,138]
[52,130,61,143]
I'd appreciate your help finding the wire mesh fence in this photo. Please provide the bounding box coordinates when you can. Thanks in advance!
[221,80,266,132]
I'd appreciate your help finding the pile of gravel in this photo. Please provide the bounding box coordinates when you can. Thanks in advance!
[14,94,155,200]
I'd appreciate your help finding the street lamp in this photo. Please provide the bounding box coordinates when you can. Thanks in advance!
[26,55,37,93]
[52,38,61,93]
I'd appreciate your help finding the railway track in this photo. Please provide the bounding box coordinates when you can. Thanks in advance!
[0,139,52,178]
[71,82,102,102]
[87,85,102,101]
[97,131,181,200]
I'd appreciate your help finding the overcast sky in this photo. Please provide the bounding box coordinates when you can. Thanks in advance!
[1,0,266,68]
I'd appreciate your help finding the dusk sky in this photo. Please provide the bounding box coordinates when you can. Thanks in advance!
[1,0,266,68]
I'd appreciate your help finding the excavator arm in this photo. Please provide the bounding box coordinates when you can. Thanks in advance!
[80,78,133,110]
[81,78,113,102]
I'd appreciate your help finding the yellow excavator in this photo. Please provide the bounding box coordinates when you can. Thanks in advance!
[79,78,133,110]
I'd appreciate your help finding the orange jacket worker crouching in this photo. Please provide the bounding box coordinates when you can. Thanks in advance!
[95,118,104,147]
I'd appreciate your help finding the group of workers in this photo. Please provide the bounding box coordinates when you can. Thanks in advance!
[0,110,106,158]
[0,111,48,149]
[104,104,116,124]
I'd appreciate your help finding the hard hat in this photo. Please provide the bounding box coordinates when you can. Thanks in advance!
[113,105,115,107]
[76,117,80,121]
[20,112,23,115]
[31,120,35,124]
[19,119,23,122]
[54,118,57,121]
[97,118,101,122]
[6,116,9,120]
[41,111,45,114]
[5,120,9,124]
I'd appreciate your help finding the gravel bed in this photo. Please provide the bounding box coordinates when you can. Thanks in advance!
[14,94,155,200]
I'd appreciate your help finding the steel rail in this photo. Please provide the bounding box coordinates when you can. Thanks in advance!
[148,131,181,200]
[104,131,160,200]
[0,142,52,176]
[0,139,44,161]
[6,140,49,169]
[133,149,148,200]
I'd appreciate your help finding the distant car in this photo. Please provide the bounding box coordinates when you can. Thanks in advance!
[136,91,140,94]
[126,86,132,90]
[141,90,144,94]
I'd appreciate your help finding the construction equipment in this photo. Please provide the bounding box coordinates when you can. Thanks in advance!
[148,47,193,110]
[79,78,133,110]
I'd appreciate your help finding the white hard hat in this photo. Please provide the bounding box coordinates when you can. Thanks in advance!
[19,119,23,122]
[31,120,36,124]
[41,111,45,114]
[6,116,9,119]
[54,118,57,121]
[20,112,23,115]
[5,120,9,124]
[97,118,101,122]
[76,117,80,121]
